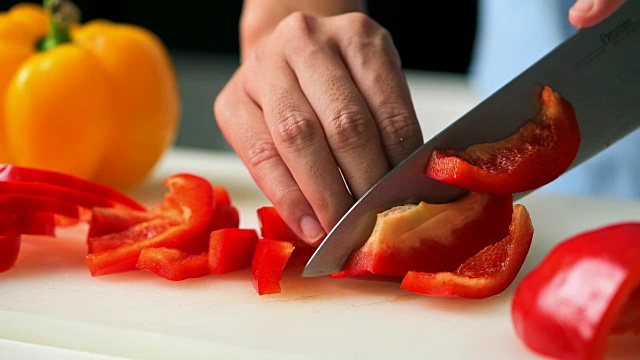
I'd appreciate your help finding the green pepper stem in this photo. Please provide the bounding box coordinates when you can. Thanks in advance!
[38,0,80,51]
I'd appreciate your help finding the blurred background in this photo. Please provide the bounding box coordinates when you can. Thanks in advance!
[1,0,477,152]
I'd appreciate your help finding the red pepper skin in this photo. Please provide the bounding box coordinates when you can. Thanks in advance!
[257,206,301,241]
[251,238,295,295]
[87,207,157,238]
[512,222,640,360]
[0,235,20,273]
[425,86,580,194]
[0,164,145,211]
[400,204,533,299]
[87,218,179,254]
[136,248,210,281]
[0,212,55,236]
[209,228,258,274]
[331,193,513,280]
[0,194,80,220]
[84,173,214,276]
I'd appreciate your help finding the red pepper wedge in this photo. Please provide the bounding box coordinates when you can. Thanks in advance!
[512,222,640,360]
[136,248,210,281]
[209,228,258,274]
[425,86,580,194]
[331,192,513,280]
[400,204,533,298]
[84,173,214,276]
[251,238,295,295]
[0,164,145,211]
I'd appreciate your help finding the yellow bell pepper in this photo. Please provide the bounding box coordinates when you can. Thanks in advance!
[0,0,180,190]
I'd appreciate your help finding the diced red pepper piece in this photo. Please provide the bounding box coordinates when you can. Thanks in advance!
[209,228,258,274]
[84,173,214,276]
[0,234,20,273]
[331,193,513,280]
[425,86,580,194]
[400,204,533,298]
[136,248,210,281]
[512,222,640,360]
[212,185,232,206]
[251,238,295,295]
[210,204,240,231]
[0,164,145,211]
[257,206,301,241]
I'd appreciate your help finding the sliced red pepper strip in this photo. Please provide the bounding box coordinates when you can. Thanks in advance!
[136,248,210,281]
[0,164,145,211]
[0,194,80,220]
[87,217,179,254]
[512,222,640,360]
[0,212,55,237]
[331,193,513,280]
[0,234,20,273]
[251,238,295,295]
[0,181,113,209]
[87,206,158,238]
[209,228,258,274]
[84,173,214,276]
[425,86,580,194]
[400,204,533,299]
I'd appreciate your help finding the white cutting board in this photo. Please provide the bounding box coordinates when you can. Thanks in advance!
[2,147,640,360]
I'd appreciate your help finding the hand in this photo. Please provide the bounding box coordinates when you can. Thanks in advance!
[569,0,626,27]
[214,12,423,245]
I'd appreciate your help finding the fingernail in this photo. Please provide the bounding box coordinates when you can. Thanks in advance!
[300,215,325,246]
[571,0,594,14]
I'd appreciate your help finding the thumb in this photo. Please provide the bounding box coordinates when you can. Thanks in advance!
[569,0,626,28]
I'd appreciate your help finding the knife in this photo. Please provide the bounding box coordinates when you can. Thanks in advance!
[302,1,640,277]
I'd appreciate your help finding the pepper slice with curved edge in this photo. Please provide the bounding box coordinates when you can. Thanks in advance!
[400,204,533,298]
[0,194,80,220]
[512,222,640,360]
[84,173,214,276]
[0,164,145,211]
[331,193,513,280]
[425,86,580,194]
[0,235,20,273]
[136,248,209,281]
[251,238,295,296]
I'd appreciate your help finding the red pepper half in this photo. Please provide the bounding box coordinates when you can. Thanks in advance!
[425,86,580,194]
[400,204,533,298]
[331,193,514,280]
[512,222,640,360]
[84,173,214,276]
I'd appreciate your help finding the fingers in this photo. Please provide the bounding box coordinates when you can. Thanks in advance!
[327,13,423,167]
[214,72,327,245]
[569,0,626,28]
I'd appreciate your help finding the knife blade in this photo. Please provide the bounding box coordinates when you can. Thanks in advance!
[302,1,640,277]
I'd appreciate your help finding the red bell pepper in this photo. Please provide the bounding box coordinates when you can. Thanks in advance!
[512,222,640,360]
[0,164,145,211]
[136,248,210,281]
[331,192,514,280]
[257,206,301,241]
[87,206,158,238]
[251,238,295,295]
[0,212,55,237]
[209,185,240,231]
[400,204,533,298]
[209,228,258,274]
[425,86,580,194]
[84,173,214,276]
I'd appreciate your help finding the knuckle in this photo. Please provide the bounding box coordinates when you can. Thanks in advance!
[376,105,423,156]
[326,105,371,151]
[244,138,281,172]
[273,109,318,150]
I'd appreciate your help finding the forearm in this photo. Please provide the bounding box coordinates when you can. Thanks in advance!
[239,0,366,61]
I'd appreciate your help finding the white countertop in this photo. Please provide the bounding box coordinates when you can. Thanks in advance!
[2,145,640,360]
